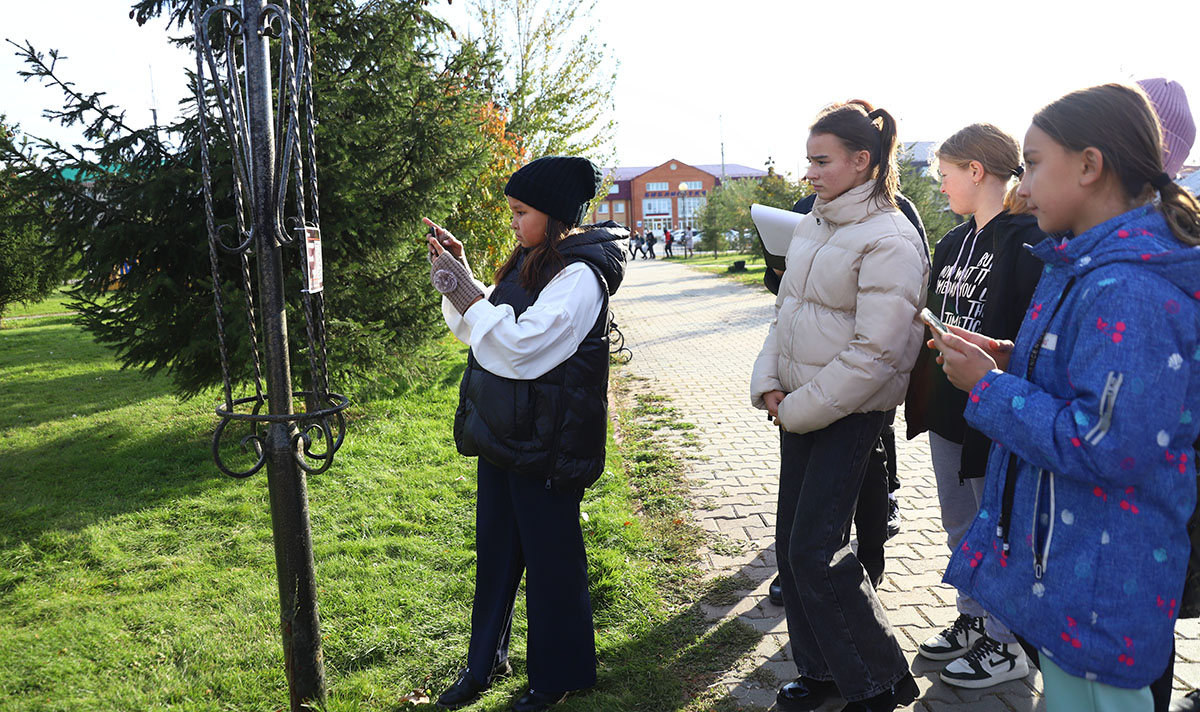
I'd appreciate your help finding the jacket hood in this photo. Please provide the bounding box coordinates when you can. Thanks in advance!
[990,210,1042,240]
[1028,204,1200,298]
[559,220,628,296]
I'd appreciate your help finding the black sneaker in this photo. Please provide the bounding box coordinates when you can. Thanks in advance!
[837,672,918,711]
[513,688,568,712]
[939,636,1029,689]
[768,575,784,606]
[776,676,838,712]
[435,660,512,709]
[917,613,985,661]
[886,498,901,540]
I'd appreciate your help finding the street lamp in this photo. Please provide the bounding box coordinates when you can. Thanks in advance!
[677,182,688,232]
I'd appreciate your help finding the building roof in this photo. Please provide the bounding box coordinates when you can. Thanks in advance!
[605,162,768,182]
[695,164,768,179]
[1180,168,1200,197]
[901,141,937,166]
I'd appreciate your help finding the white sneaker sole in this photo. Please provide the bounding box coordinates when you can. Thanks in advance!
[939,660,1030,689]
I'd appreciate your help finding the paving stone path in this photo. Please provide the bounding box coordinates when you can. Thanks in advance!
[609,257,1200,711]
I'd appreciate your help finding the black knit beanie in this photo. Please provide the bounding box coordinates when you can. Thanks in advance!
[504,155,603,226]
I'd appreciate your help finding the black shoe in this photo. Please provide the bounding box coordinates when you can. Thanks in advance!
[838,672,919,711]
[436,660,512,709]
[886,498,901,540]
[768,575,784,606]
[776,677,838,711]
[513,688,568,712]
[1171,689,1200,712]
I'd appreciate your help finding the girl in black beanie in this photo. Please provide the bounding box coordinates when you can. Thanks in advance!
[424,156,627,712]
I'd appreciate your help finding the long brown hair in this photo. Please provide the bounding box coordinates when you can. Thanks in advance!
[809,99,900,208]
[936,123,1029,214]
[1033,83,1200,244]
[494,217,581,291]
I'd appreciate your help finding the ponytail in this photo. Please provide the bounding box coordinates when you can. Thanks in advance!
[810,100,900,208]
[1159,180,1200,245]
[866,107,900,209]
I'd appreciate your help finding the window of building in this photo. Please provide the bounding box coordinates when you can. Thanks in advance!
[608,184,620,194]
[614,202,625,214]
[646,181,669,191]
[597,202,609,214]
[643,198,671,215]
[681,180,703,191]
[679,196,706,218]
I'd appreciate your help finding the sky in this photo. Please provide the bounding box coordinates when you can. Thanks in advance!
[3,0,1199,180]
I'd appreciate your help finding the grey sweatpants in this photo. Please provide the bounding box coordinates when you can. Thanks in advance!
[928,431,1016,644]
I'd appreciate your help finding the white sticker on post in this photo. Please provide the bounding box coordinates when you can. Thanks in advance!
[303,227,324,293]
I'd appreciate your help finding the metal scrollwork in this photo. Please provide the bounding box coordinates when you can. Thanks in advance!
[195,0,347,481]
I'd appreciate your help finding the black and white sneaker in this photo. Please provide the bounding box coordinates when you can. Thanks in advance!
[939,635,1029,689]
[917,613,985,661]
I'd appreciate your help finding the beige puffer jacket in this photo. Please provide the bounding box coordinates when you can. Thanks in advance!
[750,181,929,434]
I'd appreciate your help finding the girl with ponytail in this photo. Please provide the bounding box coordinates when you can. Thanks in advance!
[751,100,929,712]
[933,84,1200,711]
[906,123,1045,689]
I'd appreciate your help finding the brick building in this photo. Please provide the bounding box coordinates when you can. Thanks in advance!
[588,159,767,233]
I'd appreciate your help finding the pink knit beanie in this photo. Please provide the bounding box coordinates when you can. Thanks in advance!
[1138,78,1196,178]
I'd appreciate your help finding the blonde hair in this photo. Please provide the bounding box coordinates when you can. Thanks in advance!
[935,123,1028,214]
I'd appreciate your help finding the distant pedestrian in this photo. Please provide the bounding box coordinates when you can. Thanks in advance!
[683,227,695,258]
[635,233,647,258]
[645,230,657,259]
[663,228,674,257]
[627,230,639,260]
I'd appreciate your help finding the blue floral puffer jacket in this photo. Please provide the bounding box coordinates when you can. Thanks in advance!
[944,205,1200,689]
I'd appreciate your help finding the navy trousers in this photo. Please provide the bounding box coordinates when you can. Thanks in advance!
[465,457,597,692]
[776,411,910,702]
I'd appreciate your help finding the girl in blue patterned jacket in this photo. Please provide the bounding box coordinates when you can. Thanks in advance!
[932,84,1200,711]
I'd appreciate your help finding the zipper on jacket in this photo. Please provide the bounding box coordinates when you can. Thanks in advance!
[996,277,1075,557]
[1031,468,1055,579]
[1085,371,1123,446]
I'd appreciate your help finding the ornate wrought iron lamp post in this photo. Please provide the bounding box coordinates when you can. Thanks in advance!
[192,0,347,708]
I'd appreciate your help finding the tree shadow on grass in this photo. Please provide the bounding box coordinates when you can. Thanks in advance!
[0,417,233,548]
[0,321,249,553]
[397,551,788,712]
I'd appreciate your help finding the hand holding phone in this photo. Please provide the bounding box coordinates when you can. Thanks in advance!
[920,307,950,337]
[422,217,464,261]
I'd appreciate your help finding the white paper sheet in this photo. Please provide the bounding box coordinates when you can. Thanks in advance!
[751,203,805,258]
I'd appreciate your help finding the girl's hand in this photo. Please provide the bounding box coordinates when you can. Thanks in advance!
[929,329,999,392]
[946,325,1014,371]
[423,217,464,261]
[763,390,786,426]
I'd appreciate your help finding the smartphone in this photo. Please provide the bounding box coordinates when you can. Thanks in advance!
[920,307,951,337]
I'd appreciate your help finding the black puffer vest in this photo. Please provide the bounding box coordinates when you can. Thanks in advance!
[454,222,628,491]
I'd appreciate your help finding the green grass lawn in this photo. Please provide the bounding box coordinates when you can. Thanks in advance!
[3,287,84,319]
[670,253,771,291]
[0,318,759,711]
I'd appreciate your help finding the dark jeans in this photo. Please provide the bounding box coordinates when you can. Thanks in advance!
[466,458,596,692]
[776,411,910,702]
